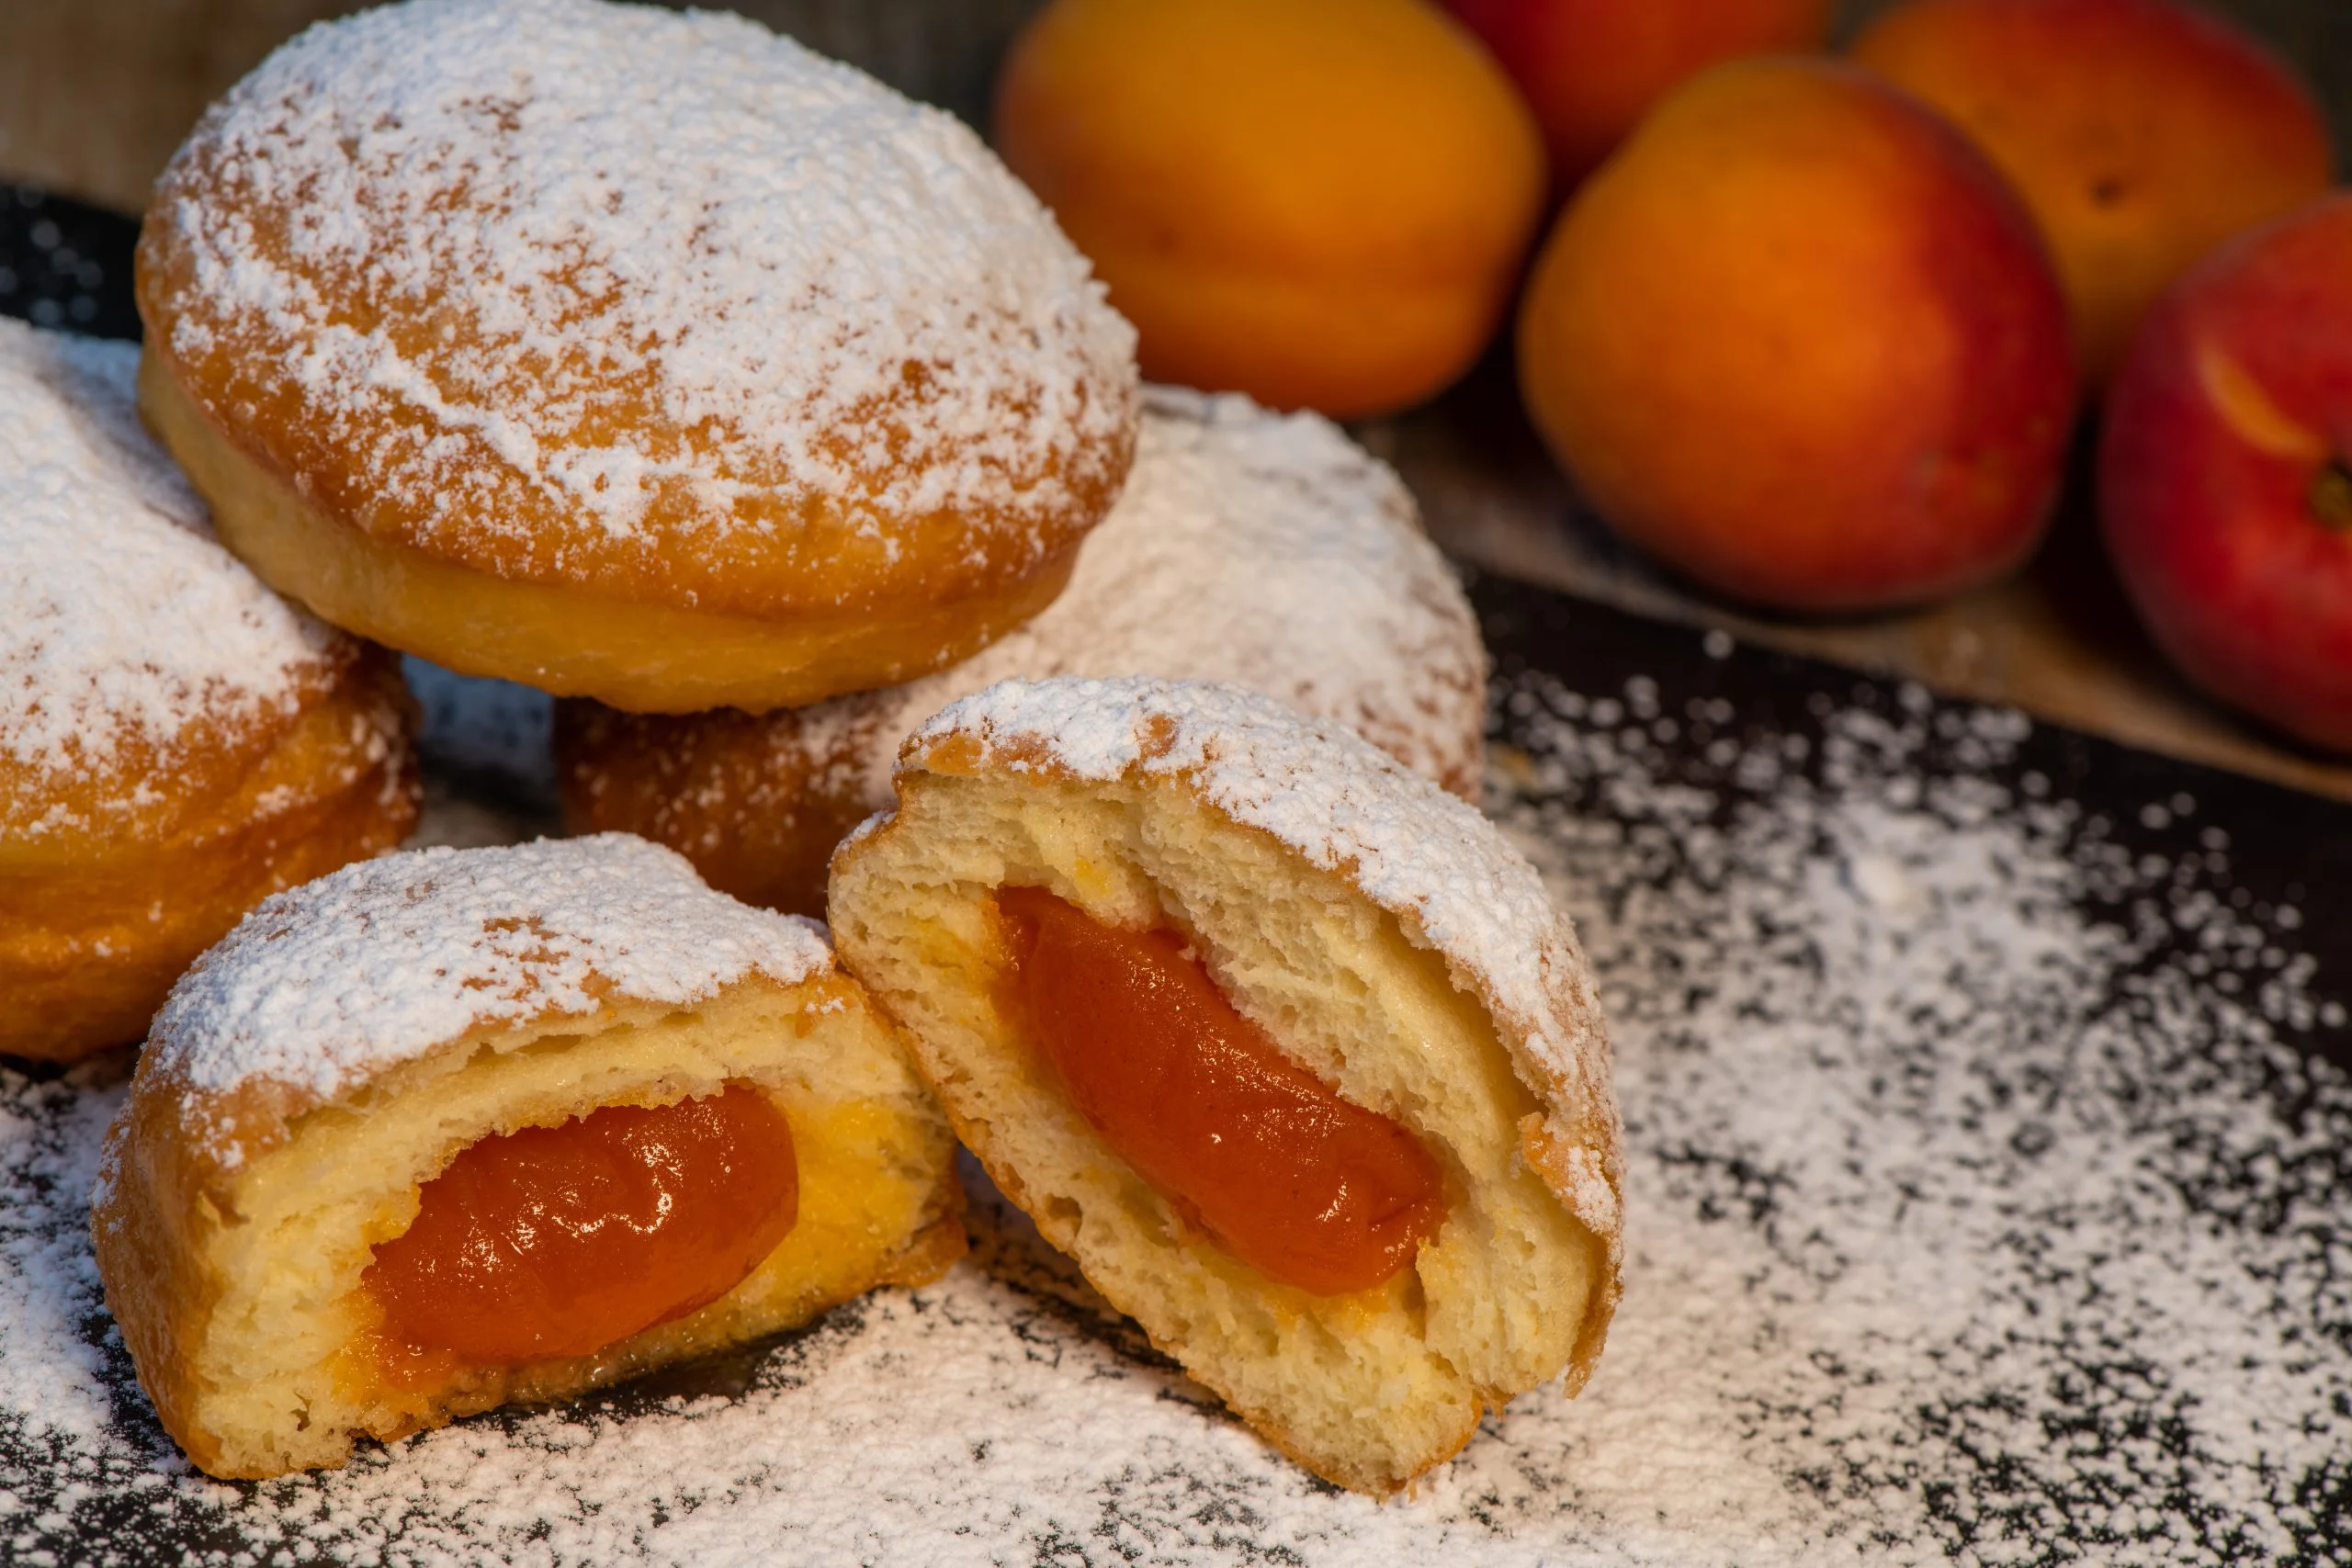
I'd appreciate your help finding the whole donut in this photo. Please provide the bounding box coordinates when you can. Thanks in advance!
[136,0,1138,713]
[558,388,1488,915]
[0,320,417,1060]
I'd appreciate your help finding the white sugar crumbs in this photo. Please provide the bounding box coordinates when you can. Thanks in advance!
[148,836,834,1111]
[0,318,338,806]
[5,660,2349,1564]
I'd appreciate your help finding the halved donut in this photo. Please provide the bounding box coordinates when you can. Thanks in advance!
[93,835,963,1479]
[0,317,415,1061]
[137,0,1137,712]
[827,677,1622,1495]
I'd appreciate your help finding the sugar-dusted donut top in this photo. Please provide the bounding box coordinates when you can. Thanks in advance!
[801,387,1486,805]
[0,318,343,835]
[142,0,1137,615]
[148,835,836,1122]
[892,676,1620,1240]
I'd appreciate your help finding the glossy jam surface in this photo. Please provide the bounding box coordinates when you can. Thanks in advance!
[997,886,1446,1296]
[366,1084,798,1364]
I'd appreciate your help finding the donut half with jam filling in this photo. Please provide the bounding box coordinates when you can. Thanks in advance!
[828,676,1623,1496]
[92,834,962,1480]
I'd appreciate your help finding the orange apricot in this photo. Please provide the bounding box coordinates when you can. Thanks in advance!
[1517,57,2077,613]
[1853,0,2335,386]
[993,0,1545,419]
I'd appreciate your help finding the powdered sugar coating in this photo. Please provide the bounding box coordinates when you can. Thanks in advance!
[899,676,1618,1238]
[147,0,1136,598]
[148,835,834,1109]
[804,387,1485,805]
[0,319,339,813]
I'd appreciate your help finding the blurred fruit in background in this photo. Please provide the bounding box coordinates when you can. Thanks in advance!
[1443,0,1832,194]
[2100,193,2352,751]
[1853,0,2334,388]
[1515,58,2077,614]
[994,0,1544,420]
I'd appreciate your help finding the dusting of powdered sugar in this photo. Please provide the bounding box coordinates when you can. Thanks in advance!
[797,387,1487,805]
[147,835,833,1111]
[0,318,339,812]
[6,618,2352,1563]
[150,0,1135,582]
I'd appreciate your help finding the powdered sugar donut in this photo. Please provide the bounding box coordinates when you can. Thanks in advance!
[557,388,1486,914]
[0,318,415,1062]
[95,835,962,1479]
[828,677,1620,1495]
[136,0,1138,713]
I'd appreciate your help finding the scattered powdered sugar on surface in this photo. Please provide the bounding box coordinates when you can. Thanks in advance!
[148,835,833,1109]
[155,0,1134,572]
[5,619,2351,1563]
[801,387,1487,805]
[0,318,338,804]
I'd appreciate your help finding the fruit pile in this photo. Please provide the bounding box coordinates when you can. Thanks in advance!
[993,0,2351,753]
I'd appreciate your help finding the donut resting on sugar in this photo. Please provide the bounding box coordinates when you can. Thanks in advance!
[559,388,1487,915]
[827,677,1622,1495]
[136,0,1138,713]
[0,319,415,1062]
[92,836,963,1479]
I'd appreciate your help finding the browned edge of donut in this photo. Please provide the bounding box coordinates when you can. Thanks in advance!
[0,650,418,1061]
[553,700,887,919]
[136,345,1089,713]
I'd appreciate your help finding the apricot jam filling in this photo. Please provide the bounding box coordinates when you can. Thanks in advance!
[364,1083,798,1364]
[997,886,1447,1296]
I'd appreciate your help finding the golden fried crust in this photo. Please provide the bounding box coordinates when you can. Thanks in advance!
[555,701,886,918]
[136,348,1091,713]
[0,651,416,1061]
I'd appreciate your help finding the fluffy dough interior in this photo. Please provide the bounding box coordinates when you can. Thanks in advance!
[125,976,959,1478]
[829,771,1605,1496]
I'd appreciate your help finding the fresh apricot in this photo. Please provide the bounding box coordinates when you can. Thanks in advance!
[1444,0,1834,192]
[993,0,1545,419]
[1853,0,2334,386]
[1517,57,2078,613]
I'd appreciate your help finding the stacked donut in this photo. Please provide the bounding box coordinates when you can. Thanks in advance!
[71,0,1624,1501]
[0,317,415,1062]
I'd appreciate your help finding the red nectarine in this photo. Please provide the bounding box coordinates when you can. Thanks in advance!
[2101,193,2352,751]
